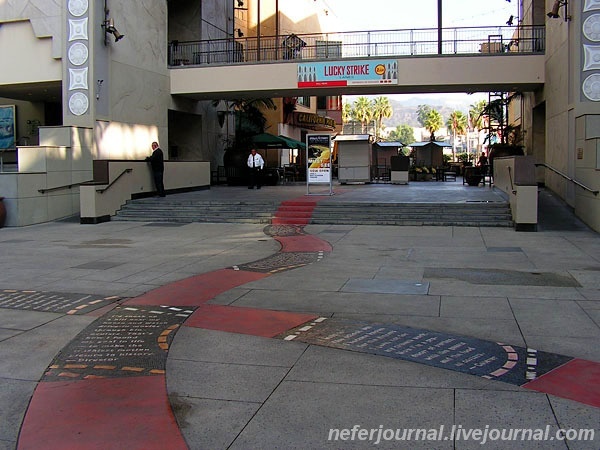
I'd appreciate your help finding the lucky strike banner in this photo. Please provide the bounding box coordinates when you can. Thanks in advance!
[297,59,398,88]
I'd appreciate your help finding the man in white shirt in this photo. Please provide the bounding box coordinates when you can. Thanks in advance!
[247,148,265,189]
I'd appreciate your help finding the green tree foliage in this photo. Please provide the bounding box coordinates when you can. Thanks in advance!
[372,96,393,139]
[387,124,415,145]
[446,110,468,160]
[423,109,443,141]
[342,101,355,123]
[353,96,374,133]
[416,104,432,127]
[469,100,487,131]
[213,98,277,144]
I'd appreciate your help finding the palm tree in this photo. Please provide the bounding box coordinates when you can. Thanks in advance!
[372,96,393,139]
[353,96,374,133]
[446,110,468,161]
[342,101,354,123]
[469,100,487,156]
[342,101,358,133]
[213,98,277,140]
[469,100,487,131]
[423,109,443,141]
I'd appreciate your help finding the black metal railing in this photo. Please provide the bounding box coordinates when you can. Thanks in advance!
[38,180,94,194]
[535,163,599,195]
[96,168,133,194]
[168,25,545,67]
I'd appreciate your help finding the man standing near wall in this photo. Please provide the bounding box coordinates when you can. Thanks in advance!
[146,141,166,197]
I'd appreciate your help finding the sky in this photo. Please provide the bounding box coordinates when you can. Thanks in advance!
[318,0,520,106]
[321,0,519,32]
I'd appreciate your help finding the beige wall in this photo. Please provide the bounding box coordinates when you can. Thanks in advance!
[0,21,62,85]
[79,160,210,220]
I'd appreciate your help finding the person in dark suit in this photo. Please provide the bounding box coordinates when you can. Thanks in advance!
[146,141,166,197]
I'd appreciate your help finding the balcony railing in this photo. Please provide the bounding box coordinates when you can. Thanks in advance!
[168,25,545,67]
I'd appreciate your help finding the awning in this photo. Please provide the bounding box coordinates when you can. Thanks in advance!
[408,141,452,148]
[251,133,306,150]
[277,134,306,150]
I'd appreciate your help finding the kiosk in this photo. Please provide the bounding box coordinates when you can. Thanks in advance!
[335,134,373,184]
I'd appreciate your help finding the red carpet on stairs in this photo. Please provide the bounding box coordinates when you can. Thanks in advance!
[272,200,318,225]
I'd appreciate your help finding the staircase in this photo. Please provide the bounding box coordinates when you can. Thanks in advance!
[114,197,513,227]
[309,202,513,227]
[113,198,278,224]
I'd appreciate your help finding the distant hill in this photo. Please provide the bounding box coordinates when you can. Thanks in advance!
[384,98,472,128]
[343,94,488,128]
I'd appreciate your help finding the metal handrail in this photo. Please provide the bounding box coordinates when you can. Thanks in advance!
[535,163,599,196]
[507,166,516,194]
[38,180,94,194]
[96,168,133,194]
[168,25,545,67]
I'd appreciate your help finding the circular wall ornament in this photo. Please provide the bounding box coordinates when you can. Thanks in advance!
[583,14,600,41]
[68,0,89,17]
[68,42,88,65]
[69,92,89,115]
[582,73,600,101]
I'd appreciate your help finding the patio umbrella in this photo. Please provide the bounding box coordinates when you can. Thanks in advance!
[277,134,306,150]
[251,133,305,150]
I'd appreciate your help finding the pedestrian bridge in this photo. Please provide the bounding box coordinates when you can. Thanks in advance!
[169,25,546,100]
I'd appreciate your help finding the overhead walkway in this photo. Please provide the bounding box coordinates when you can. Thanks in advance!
[169,25,545,99]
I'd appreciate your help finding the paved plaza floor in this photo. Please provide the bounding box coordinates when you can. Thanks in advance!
[0,184,598,449]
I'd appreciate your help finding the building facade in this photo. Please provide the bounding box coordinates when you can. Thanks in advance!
[0,0,599,231]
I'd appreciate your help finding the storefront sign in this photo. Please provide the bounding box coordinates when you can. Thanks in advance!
[293,112,336,130]
[297,59,398,88]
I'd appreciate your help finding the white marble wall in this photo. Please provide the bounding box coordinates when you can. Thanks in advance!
[0,0,63,58]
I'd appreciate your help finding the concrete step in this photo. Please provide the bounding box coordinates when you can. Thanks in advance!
[114,198,513,227]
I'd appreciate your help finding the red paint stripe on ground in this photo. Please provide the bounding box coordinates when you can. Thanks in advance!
[275,235,333,253]
[280,199,318,206]
[272,217,310,225]
[185,304,317,337]
[127,268,269,307]
[523,358,600,408]
[18,376,186,450]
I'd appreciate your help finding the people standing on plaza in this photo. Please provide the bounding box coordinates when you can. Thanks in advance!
[247,148,264,189]
[146,141,166,197]
[477,151,488,167]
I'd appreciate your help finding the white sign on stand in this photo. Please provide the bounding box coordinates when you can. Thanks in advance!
[306,134,333,196]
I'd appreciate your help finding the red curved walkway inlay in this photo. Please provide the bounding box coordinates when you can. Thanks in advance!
[275,234,333,253]
[523,358,600,408]
[185,304,317,337]
[18,376,186,450]
[127,268,270,307]
[18,226,332,448]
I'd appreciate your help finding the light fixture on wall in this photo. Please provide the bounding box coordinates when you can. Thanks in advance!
[547,0,570,21]
[506,15,515,26]
[236,28,244,37]
[237,0,244,7]
[102,17,125,43]
[96,79,104,100]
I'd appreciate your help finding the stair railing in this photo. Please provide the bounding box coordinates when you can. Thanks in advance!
[38,180,94,194]
[535,163,598,195]
[96,168,133,194]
